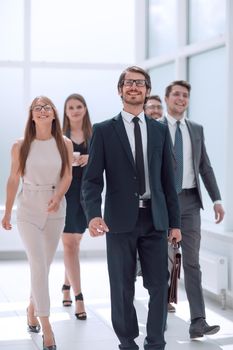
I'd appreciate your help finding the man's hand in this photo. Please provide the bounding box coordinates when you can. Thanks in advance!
[214,203,225,224]
[168,228,182,243]
[88,217,109,237]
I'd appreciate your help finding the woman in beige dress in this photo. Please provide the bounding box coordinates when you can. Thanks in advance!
[1,96,73,350]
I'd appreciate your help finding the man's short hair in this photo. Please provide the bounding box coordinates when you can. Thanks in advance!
[117,66,151,91]
[165,80,191,97]
[145,95,162,105]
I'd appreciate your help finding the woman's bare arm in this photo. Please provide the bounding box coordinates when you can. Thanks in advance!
[1,141,21,229]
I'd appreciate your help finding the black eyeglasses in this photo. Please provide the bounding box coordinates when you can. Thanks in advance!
[123,79,146,87]
[33,105,53,112]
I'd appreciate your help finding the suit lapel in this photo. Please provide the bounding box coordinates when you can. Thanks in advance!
[160,116,176,161]
[185,119,195,151]
[147,116,170,165]
[185,119,198,173]
[112,113,135,169]
[146,117,154,165]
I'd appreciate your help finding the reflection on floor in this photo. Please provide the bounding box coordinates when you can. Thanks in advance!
[0,257,232,349]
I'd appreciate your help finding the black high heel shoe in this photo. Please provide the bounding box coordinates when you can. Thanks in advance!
[75,293,87,320]
[62,284,72,307]
[42,335,56,350]
[26,308,41,333]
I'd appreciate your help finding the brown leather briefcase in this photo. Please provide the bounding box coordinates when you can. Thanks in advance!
[168,241,181,304]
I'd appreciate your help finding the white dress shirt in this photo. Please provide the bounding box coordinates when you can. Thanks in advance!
[165,114,196,190]
[121,110,150,198]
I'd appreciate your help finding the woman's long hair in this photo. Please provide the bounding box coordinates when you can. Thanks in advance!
[62,93,92,145]
[19,96,69,177]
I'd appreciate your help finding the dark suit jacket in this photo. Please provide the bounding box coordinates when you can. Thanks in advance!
[82,113,180,233]
[162,117,221,208]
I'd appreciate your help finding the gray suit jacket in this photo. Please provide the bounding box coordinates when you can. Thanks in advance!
[162,117,221,208]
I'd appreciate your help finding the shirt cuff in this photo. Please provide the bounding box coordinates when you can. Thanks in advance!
[213,200,222,205]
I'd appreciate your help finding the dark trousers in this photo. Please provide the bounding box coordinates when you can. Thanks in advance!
[106,208,168,350]
[179,189,205,320]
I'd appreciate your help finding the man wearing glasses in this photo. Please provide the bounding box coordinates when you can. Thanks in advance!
[82,66,181,350]
[144,95,164,120]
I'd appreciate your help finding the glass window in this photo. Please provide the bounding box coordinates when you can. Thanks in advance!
[0,0,24,60]
[148,0,176,58]
[188,47,226,222]
[31,0,135,63]
[0,68,25,205]
[30,68,122,124]
[188,0,225,43]
[149,63,175,105]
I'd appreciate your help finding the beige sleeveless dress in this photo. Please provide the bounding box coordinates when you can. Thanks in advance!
[17,138,66,229]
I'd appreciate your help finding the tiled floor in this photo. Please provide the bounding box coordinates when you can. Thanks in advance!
[0,256,233,350]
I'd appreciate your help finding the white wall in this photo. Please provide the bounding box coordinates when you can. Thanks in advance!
[201,224,233,308]
[0,0,135,257]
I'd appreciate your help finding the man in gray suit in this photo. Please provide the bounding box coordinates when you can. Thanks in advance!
[163,80,225,339]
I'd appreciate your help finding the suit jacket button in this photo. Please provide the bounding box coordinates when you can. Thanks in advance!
[134,192,138,197]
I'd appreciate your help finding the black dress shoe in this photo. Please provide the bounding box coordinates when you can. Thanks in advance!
[42,335,56,350]
[28,323,41,333]
[26,308,41,333]
[62,284,72,307]
[189,318,220,339]
[75,293,87,320]
[43,345,56,350]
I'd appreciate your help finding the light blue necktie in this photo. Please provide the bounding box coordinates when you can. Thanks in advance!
[174,121,183,193]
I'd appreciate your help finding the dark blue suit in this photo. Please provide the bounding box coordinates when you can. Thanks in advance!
[82,114,180,350]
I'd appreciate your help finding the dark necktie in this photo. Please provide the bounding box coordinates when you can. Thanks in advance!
[174,121,183,193]
[132,117,146,196]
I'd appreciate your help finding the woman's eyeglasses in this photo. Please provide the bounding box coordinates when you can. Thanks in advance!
[33,105,53,112]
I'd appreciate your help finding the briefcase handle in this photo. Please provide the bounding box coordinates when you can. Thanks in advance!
[171,238,180,249]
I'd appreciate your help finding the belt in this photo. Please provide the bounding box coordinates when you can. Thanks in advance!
[139,199,151,208]
[180,188,197,195]
[22,183,56,191]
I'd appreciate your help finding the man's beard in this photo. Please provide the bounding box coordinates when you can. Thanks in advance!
[122,94,144,106]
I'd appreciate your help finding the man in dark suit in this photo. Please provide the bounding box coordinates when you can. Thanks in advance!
[82,66,181,350]
[163,80,225,339]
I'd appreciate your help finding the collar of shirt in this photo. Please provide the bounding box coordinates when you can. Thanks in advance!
[166,113,186,126]
[121,110,145,125]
